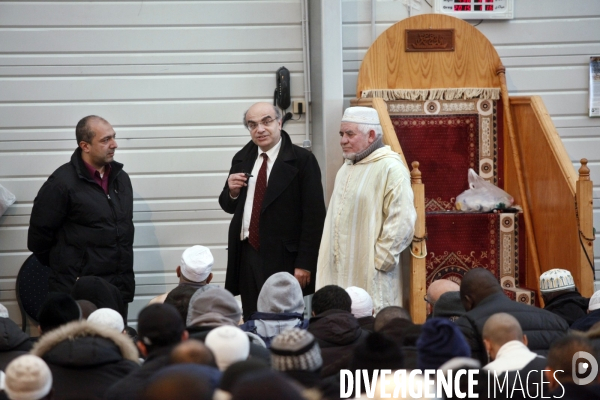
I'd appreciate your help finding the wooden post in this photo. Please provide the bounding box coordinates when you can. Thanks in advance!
[410,161,427,324]
[576,158,595,297]
[497,65,543,306]
[371,97,408,167]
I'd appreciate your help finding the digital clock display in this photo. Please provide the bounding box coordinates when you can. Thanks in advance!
[453,0,494,12]
[436,0,513,20]
[440,0,507,13]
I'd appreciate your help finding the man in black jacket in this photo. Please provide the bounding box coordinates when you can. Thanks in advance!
[28,116,135,314]
[219,102,326,320]
[104,303,188,400]
[456,268,569,365]
[540,268,589,326]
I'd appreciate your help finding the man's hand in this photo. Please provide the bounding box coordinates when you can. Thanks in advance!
[294,268,311,289]
[227,173,248,199]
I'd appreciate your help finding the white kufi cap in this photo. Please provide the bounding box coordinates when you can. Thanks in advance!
[539,268,575,293]
[180,245,214,283]
[345,286,373,319]
[341,107,380,125]
[88,308,125,333]
[4,355,53,400]
[589,290,600,312]
[205,326,250,371]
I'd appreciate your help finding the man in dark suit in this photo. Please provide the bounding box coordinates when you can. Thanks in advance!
[219,102,326,320]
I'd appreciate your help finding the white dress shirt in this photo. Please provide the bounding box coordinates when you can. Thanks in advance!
[240,137,282,240]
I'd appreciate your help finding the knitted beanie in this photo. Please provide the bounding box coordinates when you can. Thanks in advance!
[138,303,185,349]
[417,318,471,370]
[37,292,81,333]
[432,291,466,321]
[270,328,322,372]
[205,326,250,371]
[87,308,125,332]
[4,355,53,400]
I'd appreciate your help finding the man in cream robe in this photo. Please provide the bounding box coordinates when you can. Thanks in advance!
[316,107,416,312]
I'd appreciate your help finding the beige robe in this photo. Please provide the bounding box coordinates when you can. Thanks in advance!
[316,146,416,312]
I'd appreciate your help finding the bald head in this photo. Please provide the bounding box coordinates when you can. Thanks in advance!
[482,313,525,362]
[483,313,523,345]
[170,339,216,368]
[426,279,460,315]
[460,268,502,311]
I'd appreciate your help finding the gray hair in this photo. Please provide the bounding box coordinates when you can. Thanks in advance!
[356,123,383,138]
[243,105,282,128]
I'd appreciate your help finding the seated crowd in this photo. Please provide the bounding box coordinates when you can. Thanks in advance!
[2,246,600,400]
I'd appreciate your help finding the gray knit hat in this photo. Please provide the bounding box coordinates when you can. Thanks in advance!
[432,291,466,322]
[270,328,322,372]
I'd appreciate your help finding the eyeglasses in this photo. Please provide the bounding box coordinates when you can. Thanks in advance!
[247,116,277,131]
[423,295,433,305]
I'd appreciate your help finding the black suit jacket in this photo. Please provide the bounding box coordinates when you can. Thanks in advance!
[218,130,326,296]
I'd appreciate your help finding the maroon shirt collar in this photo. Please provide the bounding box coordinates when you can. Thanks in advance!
[83,160,111,194]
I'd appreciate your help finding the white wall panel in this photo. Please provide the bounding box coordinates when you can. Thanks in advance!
[0,2,301,26]
[0,0,309,327]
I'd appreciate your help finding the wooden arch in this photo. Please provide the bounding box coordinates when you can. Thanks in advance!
[356,14,502,96]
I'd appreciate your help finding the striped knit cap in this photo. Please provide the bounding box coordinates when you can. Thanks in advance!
[270,328,322,372]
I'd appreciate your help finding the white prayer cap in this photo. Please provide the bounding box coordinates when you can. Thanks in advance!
[589,290,600,311]
[180,245,214,283]
[205,326,250,371]
[0,303,9,318]
[341,107,380,125]
[4,355,53,400]
[539,268,575,293]
[345,286,373,318]
[88,308,125,333]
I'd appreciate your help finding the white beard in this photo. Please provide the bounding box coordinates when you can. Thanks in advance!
[342,152,357,161]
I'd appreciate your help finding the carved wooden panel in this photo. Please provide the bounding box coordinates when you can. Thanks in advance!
[406,29,454,52]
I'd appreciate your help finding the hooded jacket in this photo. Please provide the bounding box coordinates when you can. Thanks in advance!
[0,318,33,371]
[308,309,368,377]
[240,272,308,347]
[28,148,135,302]
[31,320,140,399]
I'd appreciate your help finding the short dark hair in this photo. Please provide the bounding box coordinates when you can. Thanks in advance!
[165,285,198,324]
[548,334,596,383]
[242,105,282,129]
[374,306,412,332]
[311,285,352,315]
[76,115,107,144]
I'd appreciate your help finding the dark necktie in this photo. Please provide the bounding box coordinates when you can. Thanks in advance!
[248,153,268,250]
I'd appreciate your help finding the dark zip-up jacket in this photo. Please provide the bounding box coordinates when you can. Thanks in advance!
[0,317,33,371]
[28,148,135,302]
[543,290,589,326]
